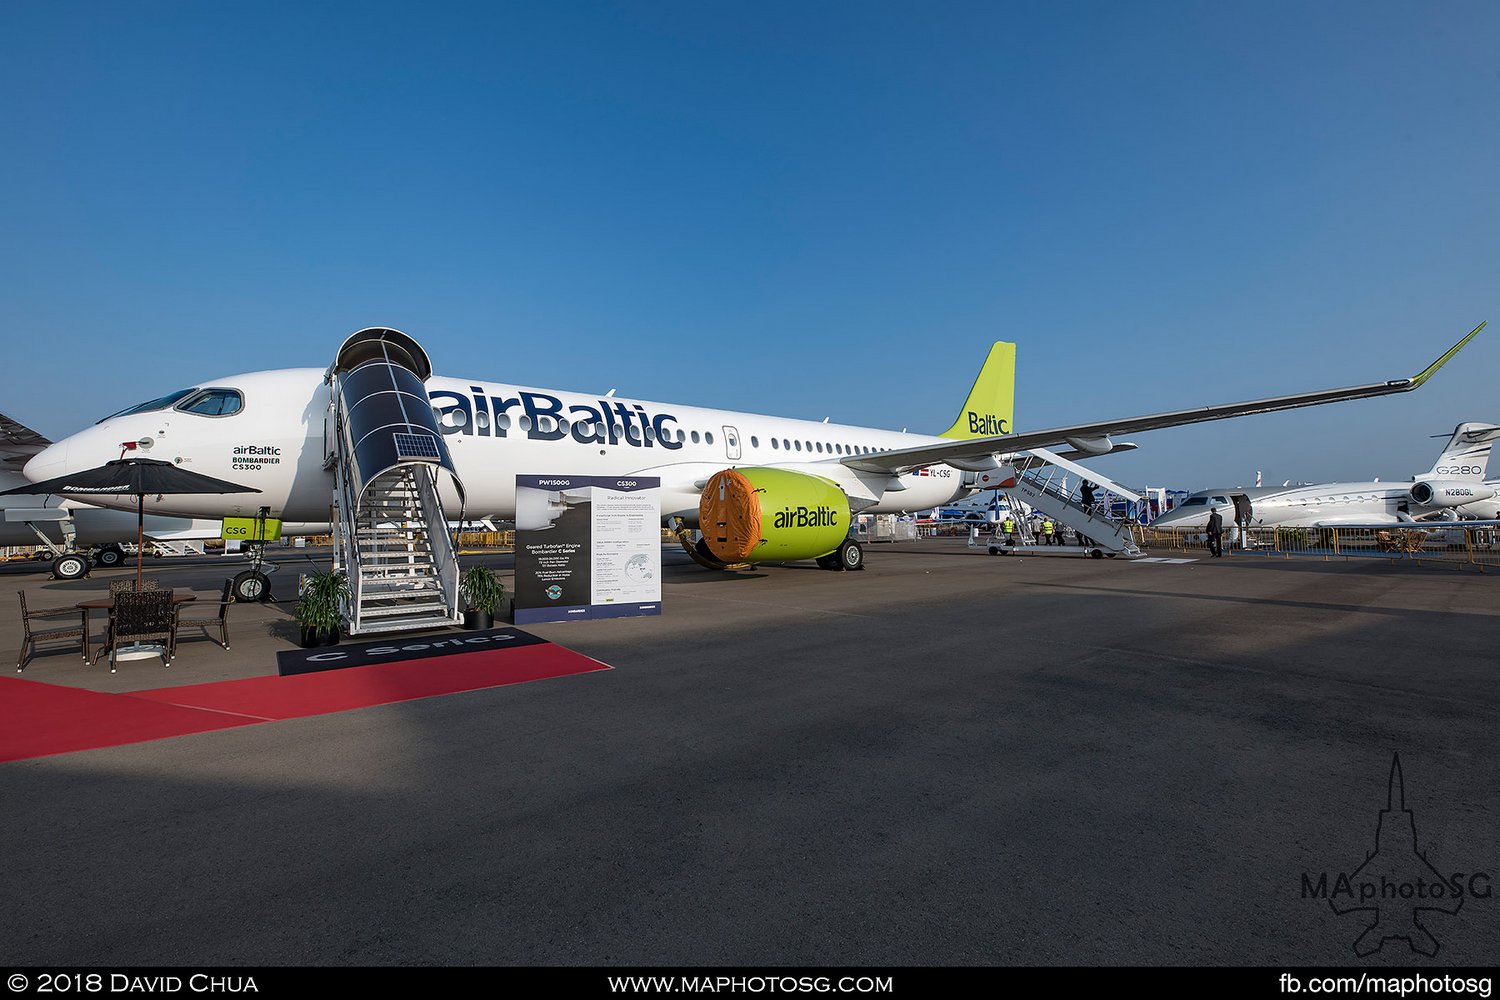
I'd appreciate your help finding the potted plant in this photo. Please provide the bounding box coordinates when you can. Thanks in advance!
[294,569,348,647]
[459,564,505,630]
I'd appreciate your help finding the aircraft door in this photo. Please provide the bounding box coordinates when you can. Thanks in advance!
[1231,493,1253,526]
[722,425,742,461]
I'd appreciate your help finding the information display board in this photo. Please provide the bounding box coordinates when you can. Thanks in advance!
[513,475,661,624]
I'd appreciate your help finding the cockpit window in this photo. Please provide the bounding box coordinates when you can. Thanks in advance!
[1181,497,1208,506]
[1210,496,1229,505]
[176,388,243,417]
[100,389,197,421]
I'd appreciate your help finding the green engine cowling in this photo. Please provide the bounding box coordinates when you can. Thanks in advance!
[700,467,852,564]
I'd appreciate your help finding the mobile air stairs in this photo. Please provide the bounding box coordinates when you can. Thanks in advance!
[982,445,1143,558]
[326,328,467,635]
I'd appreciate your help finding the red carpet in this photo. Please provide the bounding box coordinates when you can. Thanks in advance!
[131,645,610,720]
[0,677,257,763]
[1,644,610,763]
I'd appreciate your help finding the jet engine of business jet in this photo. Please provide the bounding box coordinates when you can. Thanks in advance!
[695,468,863,571]
[1408,480,1495,508]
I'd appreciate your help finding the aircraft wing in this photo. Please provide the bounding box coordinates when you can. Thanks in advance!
[0,411,51,473]
[842,322,1486,476]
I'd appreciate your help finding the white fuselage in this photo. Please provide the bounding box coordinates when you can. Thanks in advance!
[23,369,971,523]
[1151,480,1500,532]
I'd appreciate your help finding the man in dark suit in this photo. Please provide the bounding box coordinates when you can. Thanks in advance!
[1206,507,1224,558]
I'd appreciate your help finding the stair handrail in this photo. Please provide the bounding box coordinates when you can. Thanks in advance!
[413,467,461,621]
[333,444,364,630]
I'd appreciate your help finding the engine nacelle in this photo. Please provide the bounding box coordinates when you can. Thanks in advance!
[700,467,850,564]
[1409,480,1495,508]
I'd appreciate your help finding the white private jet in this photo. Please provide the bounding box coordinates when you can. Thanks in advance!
[20,323,1484,624]
[1149,420,1500,533]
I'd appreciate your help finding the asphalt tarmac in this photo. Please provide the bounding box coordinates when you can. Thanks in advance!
[2,541,1496,965]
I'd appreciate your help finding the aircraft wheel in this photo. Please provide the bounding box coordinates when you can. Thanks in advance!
[94,545,125,568]
[836,538,864,572]
[51,553,90,580]
[815,553,842,571]
[231,570,271,603]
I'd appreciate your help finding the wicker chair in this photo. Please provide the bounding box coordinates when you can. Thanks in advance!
[175,579,235,650]
[109,579,161,594]
[17,591,91,671]
[99,589,176,673]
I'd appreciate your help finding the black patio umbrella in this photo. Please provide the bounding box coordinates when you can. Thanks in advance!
[1,458,261,590]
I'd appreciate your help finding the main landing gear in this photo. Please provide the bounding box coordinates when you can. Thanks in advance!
[50,552,91,580]
[93,544,126,568]
[816,538,864,572]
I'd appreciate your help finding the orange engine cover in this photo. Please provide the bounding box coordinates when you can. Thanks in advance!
[699,469,762,563]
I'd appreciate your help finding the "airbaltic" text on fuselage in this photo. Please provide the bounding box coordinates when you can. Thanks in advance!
[429,387,682,450]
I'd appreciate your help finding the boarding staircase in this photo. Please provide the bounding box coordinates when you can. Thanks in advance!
[328,328,466,635]
[1007,450,1143,557]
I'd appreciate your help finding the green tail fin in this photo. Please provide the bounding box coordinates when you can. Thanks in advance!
[940,341,1016,439]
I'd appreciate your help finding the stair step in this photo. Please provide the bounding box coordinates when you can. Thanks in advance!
[348,613,465,634]
[361,575,441,590]
[359,601,450,618]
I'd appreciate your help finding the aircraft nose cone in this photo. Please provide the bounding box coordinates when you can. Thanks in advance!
[23,440,69,484]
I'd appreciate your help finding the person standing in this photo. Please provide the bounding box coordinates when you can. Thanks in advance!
[1002,515,1017,546]
[1042,519,1055,545]
[1080,481,1096,510]
[1206,507,1224,558]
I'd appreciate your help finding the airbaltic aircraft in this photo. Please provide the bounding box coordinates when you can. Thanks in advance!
[1149,421,1500,533]
[21,322,1486,589]
[0,411,273,578]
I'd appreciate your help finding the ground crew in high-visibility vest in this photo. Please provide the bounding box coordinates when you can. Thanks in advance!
[1002,516,1016,546]
[1042,519,1055,545]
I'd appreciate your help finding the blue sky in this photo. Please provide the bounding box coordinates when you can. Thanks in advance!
[2,1,1496,488]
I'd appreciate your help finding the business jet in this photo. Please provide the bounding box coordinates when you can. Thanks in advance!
[19,322,1483,615]
[1149,421,1500,533]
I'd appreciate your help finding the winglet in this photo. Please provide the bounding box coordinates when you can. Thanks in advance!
[1407,321,1486,390]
